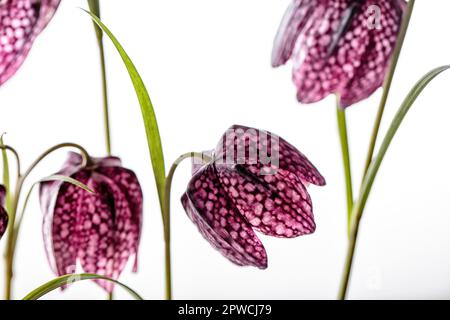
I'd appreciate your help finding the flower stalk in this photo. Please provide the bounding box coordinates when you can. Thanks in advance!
[87,0,112,156]
[336,100,353,234]
[163,152,209,300]
[2,143,90,300]
[361,0,416,180]
[339,1,417,299]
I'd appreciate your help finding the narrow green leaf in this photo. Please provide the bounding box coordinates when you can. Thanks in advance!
[353,65,450,223]
[83,10,166,209]
[22,273,143,300]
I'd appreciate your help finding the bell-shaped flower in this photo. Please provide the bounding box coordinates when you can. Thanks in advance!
[181,125,325,268]
[39,152,142,292]
[0,0,61,85]
[272,0,406,107]
[0,185,8,239]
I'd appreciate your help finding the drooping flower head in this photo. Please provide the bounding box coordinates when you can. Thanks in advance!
[40,152,142,292]
[0,0,61,85]
[181,125,325,268]
[272,0,406,108]
[0,185,8,239]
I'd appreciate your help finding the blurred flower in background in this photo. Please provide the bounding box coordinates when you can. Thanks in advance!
[0,0,61,85]
[40,152,142,293]
[182,125,325,268]
[272,0,406,107]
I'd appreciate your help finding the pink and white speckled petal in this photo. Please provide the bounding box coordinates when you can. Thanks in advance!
[215,125,325,186]
[274,0,406,107]
[76,176,116,292]
[292,0,371,104]
[77,173,137,293]
[0,0,61,85]
[339,0,406,107]
[40,153,143,293]
[97,166,143,272]
[182,165,267,269]
[215,165,315,238]
[48,171,89,277]
[271,0,319,67]
[40,152,84,221]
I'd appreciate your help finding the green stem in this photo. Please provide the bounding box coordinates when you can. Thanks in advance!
[88,0,112,156]
[3,143,90,300]
[163,152,210,300]
[361,0,415,180]
[338,2,418,299]
[336,101,354,235]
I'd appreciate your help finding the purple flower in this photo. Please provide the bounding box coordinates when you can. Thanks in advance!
[181,125,325,268]
[40,152,142,292]
[0,0,61,85]
[0,185,8,240]
[272,0,406,108]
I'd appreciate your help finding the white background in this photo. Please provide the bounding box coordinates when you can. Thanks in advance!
[0,0,449,300]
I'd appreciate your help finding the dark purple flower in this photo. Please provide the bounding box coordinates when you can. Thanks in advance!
[0,0,61,85]
[0,185,8,239]
[272,0,406,107]
[181,125,325,268]
[40,152,142,292]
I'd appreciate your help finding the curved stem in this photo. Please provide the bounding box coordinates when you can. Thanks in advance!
[336,101,353,235]
[163,152,210,300]
[3,143,90,300]
[0,145,21,181]
[361,0,415,180]
[21,143,90,182]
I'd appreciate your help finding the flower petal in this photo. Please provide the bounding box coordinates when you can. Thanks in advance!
[284,0,405,106]
[0,0,61,85]
[339,0,406,107]
[182,165,267,268]
[292,0,372,104]
[46,171,89,277]
[272,0,318,67]
[215,164,315,238]
[215,125,325,186]
[40,152,83,220]
[75,176,118,293]
[97,166,143,272]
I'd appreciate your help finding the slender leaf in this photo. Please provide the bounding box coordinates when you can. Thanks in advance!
[22,273,143,300]
[83,10,166,210]
[353,65,450,223]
